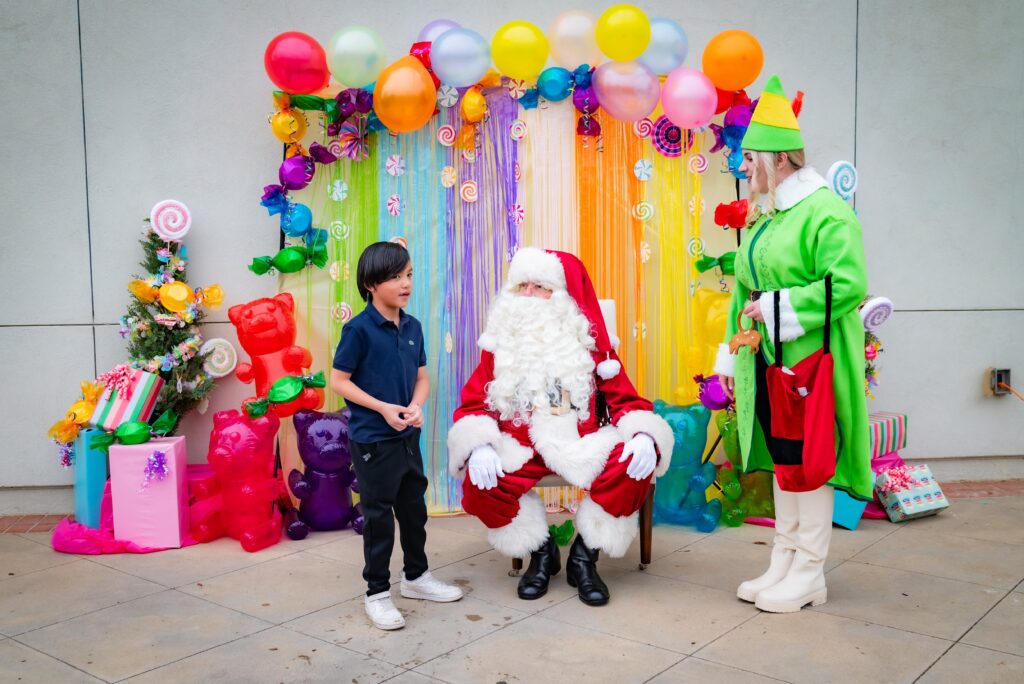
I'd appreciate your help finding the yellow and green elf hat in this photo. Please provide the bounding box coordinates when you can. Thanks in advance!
[741,74,804,151]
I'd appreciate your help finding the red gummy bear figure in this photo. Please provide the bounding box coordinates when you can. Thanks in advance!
[228,292,324,417]
[206,409,283,552]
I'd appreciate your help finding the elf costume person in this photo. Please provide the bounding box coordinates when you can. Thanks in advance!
[448,248,674,606]
[715,75,872,613]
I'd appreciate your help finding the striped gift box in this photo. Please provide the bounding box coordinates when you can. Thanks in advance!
[88,369,164,431]
[869,412,907,460]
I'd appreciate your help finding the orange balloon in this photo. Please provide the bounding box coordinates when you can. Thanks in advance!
[461,87,487,123]
[372,56,437,133]
[702,30,764,91]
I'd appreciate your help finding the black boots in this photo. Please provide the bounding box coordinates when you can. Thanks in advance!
[517,535,561,600]
[566,536,609,606]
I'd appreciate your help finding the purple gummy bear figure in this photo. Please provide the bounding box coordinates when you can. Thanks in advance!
[289,408,363,534]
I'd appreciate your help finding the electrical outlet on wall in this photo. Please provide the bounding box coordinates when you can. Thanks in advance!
[985,368,1011,397]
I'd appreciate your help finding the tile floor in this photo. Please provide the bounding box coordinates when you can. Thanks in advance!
[1,495,1022,683]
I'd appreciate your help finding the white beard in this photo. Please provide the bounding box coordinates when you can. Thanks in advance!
[483,289,596,425]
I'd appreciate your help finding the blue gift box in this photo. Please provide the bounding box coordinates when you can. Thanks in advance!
[73,428,108,528]
[833,488,868,530]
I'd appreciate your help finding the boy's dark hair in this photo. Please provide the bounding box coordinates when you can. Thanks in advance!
[356,242,411,302]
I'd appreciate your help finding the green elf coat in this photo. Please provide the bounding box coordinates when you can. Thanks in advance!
[714,168,874,501]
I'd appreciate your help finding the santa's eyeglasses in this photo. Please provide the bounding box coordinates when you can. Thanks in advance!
[515,281,553,297]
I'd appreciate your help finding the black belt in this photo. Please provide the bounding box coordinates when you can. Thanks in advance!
[749,290,763,302]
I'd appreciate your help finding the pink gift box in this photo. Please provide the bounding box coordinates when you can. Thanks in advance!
[110,436,188,548]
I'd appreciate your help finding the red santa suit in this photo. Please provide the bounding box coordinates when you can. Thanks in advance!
[448,248,674,559]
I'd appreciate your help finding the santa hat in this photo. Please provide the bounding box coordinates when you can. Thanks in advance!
[501,247,622,379]
[741,74,804,152]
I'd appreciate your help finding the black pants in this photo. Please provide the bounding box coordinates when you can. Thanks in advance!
[754,351,804,466]
[349,433,429,595]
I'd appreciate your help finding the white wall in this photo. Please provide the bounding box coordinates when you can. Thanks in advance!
[2,0,1021,513]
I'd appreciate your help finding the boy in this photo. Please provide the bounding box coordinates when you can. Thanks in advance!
[331,241,462,630]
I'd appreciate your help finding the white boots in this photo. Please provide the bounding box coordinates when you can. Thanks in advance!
[737,481,834,613]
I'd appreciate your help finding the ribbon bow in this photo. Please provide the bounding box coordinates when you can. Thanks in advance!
[695,252,736,275]
[879,466,919,494]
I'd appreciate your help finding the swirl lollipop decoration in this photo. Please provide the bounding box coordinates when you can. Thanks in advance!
[437,85,459,108]
[509,119,528,141]
[860,296,894,331]
[437,125,457,146]
[633,117,654,138]
[510,203,525,225]
[632,201,654,222]
[200,338,238,379]
[441,166,457,188]
[633,159,653,181]
[387,194,402,217]
[827,160,858,201]
[689,153,708,174]
[514,162,522,184]
[332,302,353,323]
[460,180,478,203]
[386,154,406,177]
[150,200,192,242]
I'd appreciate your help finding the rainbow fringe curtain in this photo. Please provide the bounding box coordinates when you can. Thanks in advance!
[278,87,738,514]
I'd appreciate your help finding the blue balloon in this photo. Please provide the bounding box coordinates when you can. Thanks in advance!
[280,202,312,238]
[431,28,491,88]
[537,67,573,102]
[639,18,688,75]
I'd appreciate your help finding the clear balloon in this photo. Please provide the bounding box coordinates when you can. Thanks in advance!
[326,26,387,88]
[548,10,602,68]
[595,4,651,62]
[372,56,437,133]
[661,67,717,129]
[537,67,573,101]
[702,30,764,91]
[418,18,461,43]
[492,21,549,81]
[431,28,491,87]
[639,17,688,75]
[592,60,660,121]
[264,32,329,94]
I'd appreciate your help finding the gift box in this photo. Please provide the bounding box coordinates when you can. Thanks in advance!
[869,412,907,460]
[89,368,164,431]
[110,436,188,548]
[832,488,869,530]
[73,428,108,529]
[875,464,949,522]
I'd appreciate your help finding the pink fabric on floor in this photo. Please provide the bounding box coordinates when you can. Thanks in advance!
[51,481,197,554]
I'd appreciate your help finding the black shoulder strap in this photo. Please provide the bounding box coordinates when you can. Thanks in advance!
[824,276,833,354]
[773,292,782,367]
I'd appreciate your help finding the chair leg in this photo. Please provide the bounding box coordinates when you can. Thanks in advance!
[639,483,655,570]
[509,556,523,577]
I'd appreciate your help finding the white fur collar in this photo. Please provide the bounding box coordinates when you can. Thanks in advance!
[775,167,828,211]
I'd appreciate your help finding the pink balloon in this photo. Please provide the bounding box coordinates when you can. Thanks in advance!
[662,67,717,129]
[592,60,660,122]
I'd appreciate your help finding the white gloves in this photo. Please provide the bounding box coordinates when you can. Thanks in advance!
[468,445,504,490]
[618,433,657,481]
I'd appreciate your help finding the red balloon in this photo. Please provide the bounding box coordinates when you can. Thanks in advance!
[264,32,329,94]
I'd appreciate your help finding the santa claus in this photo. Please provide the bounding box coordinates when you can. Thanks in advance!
[447,248,674,606]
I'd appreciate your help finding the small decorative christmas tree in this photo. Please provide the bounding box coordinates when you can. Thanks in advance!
[122,214,223,426]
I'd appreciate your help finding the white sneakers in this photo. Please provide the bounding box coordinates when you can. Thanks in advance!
[365,591,405,630]
[365,572,464,631]
[738,482,835,613]
[400,571,465,602]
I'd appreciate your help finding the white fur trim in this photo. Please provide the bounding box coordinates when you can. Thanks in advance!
[507,247,566,292]
[596,358,621,380]
[575,497,638,558]
[487,491,549,557]
[714,343,736,377]
[775,167,828,211]
[447,414,501,476]
[495,432,534,474]
[477,331,497,352]
[759,289,806,343]
[616,410,675,478]
[529,411,621,489]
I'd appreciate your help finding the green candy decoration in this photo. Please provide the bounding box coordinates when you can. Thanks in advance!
[150,409,179,436]
[243,398,270,418]
[115,421,152,445]
[268,371,326,404]
[249,243,329,276]
[548,519,575,546]
[695,252,736,275]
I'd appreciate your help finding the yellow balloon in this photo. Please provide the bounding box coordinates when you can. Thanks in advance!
[270,109,307,143]
[596,4,651,62]
[492,21,549,81]
[158,281,195,313]
[461,87,487,123]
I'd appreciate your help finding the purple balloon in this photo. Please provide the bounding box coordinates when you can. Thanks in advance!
[573,85,600,114]
[418,18,461,43]
[278,155,315,191]
[289,409,362,532]
[592,60,660,121]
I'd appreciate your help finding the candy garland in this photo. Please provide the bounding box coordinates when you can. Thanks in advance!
[130,333,203,373]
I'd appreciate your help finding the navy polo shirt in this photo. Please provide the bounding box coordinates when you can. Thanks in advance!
[333,304,426,443]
